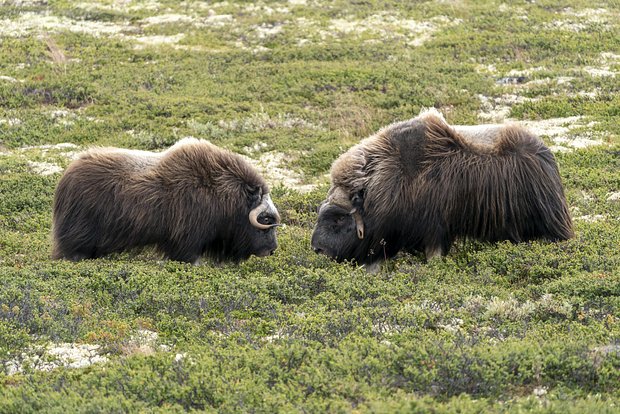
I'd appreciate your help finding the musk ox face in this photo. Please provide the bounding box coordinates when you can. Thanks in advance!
[311,187,367,263]
[246,189,280,258]
[52,138,281,263]
[312,109,574,266]
[311,203,357,262]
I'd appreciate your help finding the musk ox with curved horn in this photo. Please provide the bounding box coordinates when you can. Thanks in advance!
[52,138,281,263]
[311,109,573,266]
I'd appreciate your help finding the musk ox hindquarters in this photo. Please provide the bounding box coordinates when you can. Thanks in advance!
[311,109,574,266]
[52,138,281,263]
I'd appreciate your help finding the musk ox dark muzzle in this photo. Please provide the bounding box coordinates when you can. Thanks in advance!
[311,187,365,262]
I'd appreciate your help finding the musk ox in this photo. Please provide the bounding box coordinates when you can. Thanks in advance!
[52,138,281,263]
[311,109,573,266]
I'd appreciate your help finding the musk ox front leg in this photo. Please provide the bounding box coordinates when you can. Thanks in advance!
[163,244,203,264]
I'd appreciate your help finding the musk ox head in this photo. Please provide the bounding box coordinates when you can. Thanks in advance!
[312,109,573,266]
[52,138,281,263]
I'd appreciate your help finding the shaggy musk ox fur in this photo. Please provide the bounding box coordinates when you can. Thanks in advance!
[52,138,281,263]
[311,109,574,265]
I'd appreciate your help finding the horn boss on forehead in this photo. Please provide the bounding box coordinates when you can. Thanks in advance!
[52,138,281,263]
[311,109,574,266]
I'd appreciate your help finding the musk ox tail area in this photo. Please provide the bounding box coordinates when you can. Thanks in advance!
[422,113,574,244]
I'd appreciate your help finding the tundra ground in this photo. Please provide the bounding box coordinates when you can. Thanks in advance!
[1,0,619,412]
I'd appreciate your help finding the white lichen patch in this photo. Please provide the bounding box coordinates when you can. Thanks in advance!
[575,214,606,222]
[140,13,198,27]
[600,52,620,62]
[518,116,584,138]
[0,117,22,126]
[4,329,172,375]
[475,63,498,75]
[0,12,133,38]
[485,296,536,321]
[242,4,290,16]
[584,66,617,77]
[402,300,442,314]
[477,94,535,122]
[18,142,80,160]
[533,386,548,397]
[0,7,229,49]
[545,8,613,32]
[122,329,165,356]
[201,13,234,27]
[0,75,22,83]
[6,343,108,375]
[505,66,546,77]
[438,317,464,333]
[483,294,572,321]
[372,321,403,335]
[2,0,48,5]
[20,142,79,152]
[242,141,268,154]
[133,33,186,47]
[320,14,459,47]
[607,192,620,202]
[516,117,603,152]
[253,22,284,39]
[248,151,316,193]
[75,0,161,13]
[27,160,64,175]
[218,112,322,132]
[551,135,603,150]
[263,329,289,343]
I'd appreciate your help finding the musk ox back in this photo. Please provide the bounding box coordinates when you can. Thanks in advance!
[311,109,573,266]
[52,138,281,263]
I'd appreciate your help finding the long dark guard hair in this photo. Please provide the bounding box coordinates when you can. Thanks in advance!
[52,138,281,263]
[312,109,573,265]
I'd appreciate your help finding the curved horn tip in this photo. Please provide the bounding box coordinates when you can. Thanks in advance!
[352,211,365,240]
[249,193,281,230]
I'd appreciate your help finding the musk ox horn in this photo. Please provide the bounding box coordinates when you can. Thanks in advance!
[249,194,281,230]
[352,210,364,239]
[327,187,352,208]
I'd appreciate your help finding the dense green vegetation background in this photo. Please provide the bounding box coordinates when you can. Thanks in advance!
[1,0,619,412]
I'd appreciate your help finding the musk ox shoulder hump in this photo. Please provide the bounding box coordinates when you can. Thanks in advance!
[419,110,544,158]
[154,138,267,194]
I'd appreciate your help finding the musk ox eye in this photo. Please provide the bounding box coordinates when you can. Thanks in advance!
[258,213,277,226]
[330,214,349,230]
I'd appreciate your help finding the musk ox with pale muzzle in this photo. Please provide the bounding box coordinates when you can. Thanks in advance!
[311,109,574,266]
[52,138,281,263]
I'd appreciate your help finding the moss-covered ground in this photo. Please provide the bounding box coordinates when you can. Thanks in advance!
[1,0,619,412]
